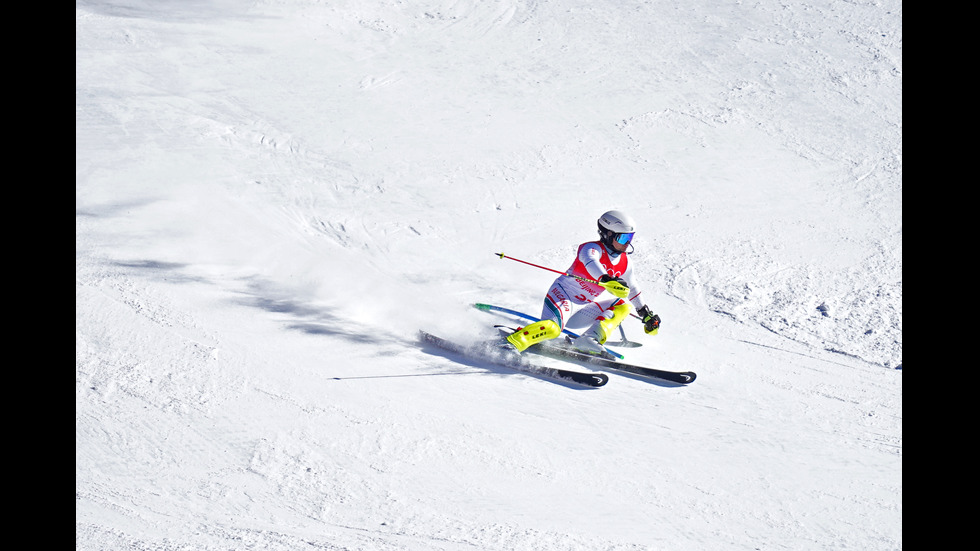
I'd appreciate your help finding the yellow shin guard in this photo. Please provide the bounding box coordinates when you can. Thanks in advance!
[593,301,632,344]
[506,320,562,352]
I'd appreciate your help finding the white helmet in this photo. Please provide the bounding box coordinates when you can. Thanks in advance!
[597,210,637,252]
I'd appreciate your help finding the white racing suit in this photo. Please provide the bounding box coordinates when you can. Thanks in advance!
[540,241,645,341]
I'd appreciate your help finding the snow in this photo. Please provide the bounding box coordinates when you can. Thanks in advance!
[76,0,902,549]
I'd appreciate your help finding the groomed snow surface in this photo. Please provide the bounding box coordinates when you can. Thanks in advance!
[76,1,902,549]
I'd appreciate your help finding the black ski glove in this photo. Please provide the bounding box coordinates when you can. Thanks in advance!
[637,305,661,335]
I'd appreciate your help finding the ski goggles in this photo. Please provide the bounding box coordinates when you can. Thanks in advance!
[613,232,635,245]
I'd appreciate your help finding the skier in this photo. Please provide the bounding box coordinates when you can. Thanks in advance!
[504,210,661,356]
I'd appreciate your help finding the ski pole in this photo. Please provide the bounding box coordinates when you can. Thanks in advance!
[494,252,578,279]
[495,252,641,319]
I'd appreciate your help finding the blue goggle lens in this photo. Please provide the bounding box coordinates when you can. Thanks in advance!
[614,232,634,245]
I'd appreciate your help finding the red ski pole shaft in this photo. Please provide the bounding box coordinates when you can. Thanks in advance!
[494,252,583,280]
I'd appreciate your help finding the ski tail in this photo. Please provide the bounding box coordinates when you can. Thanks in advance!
[419,330,609,388]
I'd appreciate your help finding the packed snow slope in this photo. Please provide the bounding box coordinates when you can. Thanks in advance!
[76,1,902,549]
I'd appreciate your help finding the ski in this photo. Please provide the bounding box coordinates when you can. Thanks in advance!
[473,302,627,359]
[418,330,609,388]
[474,303,697,384]
[490,321,696,385]
[531,338,696,385]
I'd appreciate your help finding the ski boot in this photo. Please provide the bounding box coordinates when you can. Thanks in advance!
[505,320,562,352]
[571,301,631,356]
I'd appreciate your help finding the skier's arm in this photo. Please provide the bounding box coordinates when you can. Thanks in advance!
[623,267,659,335]
[577,244,609,281]
[576,244,629,298]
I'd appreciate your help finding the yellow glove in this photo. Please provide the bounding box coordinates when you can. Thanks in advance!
[598,275,629,299]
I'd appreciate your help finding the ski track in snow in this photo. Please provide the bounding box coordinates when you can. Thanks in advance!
[77,0,901,549]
